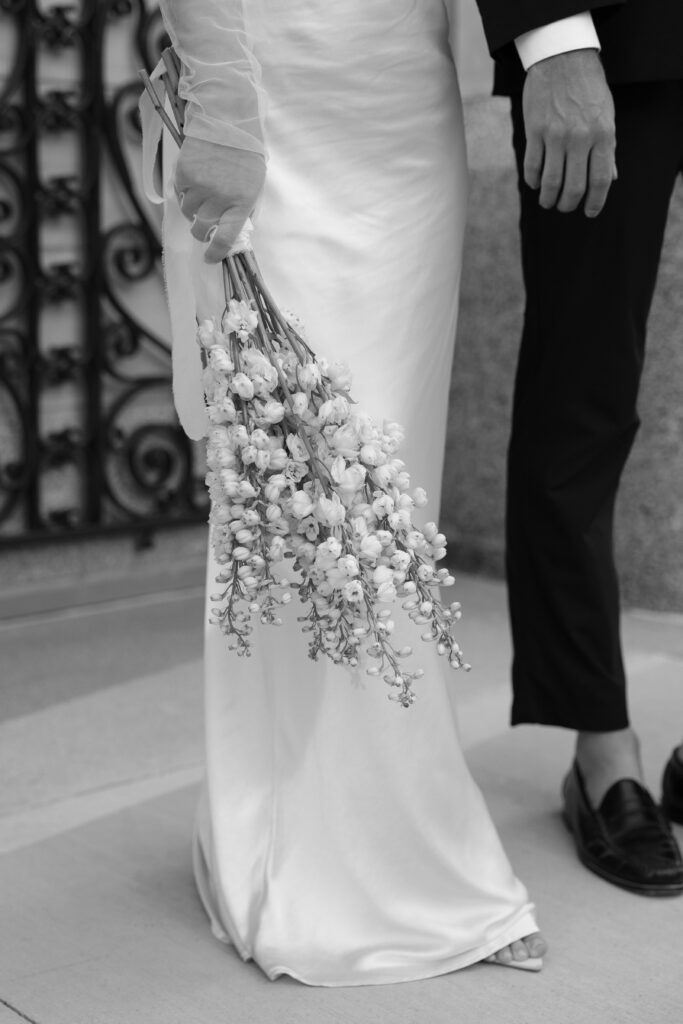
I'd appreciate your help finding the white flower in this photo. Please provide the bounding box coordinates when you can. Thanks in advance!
[328,422,361,458]
[359,443,385,467]
[265,504,282,523]
[290,490,315,519]
[240,444,257,466]
[230,373,254,401]
[326,361,353,391]
[254,449,271,471]
[422,522,439,542]
[264,479,285,502]
[212,447,238,469]
[404,530,426,551]
[211,506,231,525]
[218,397,237,420]
[228,425,249,448]
[198,318,217,348]
[371,464,396,489]
[243,351,278,396]
[250,370,278,397]
[224,299,258,340]
[297,362,322,390]
[316,492,346,526]
[208,425,230,447]
[250,428,270,449]
[285,459,308,484]
[372,494,394,518]
[359,534,383,561]
[342,580,364,604]
[298,515,320,541]
[262,400,285,423]
[337,554,359,578]
[333,462,366,499]
[237,480,257,500]
[208,346,234,375]
[391,551,412,572]
[383,420,405,448]
[208,404,234,425]
[318,396,350,425]
[388,509,411,531]
[412,487,428,507]
[350,515,368,537]
[295,541,316,564]
[267,536,286,561]
[219,469,240,497]
[372,565,394,586]
[326,566,349,589]
[291,391,309,416]
[317,537,342,562]
[286,434,310,462]
[268,447,288,470]
[376,581,397,603]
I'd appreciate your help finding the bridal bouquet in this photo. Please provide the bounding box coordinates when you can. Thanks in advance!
[141,53,469,706]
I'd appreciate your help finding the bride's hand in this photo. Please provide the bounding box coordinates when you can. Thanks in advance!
[174,138,266,263]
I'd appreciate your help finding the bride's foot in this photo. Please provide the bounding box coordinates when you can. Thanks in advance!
[485,932,547,970]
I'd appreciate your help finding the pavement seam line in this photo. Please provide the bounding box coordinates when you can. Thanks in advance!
[0,998,41,1024]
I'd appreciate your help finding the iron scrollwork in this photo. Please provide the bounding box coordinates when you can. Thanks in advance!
[0,0,208,546]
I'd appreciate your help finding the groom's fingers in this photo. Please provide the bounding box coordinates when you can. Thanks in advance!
[556,144,590,213]
[523,132,544,191]
[584,145,617,218]
[538,141,565,211]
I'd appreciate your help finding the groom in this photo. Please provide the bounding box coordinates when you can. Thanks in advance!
[473,0,683,895]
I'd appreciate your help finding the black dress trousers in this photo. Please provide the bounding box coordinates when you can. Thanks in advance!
[507,81,683,731]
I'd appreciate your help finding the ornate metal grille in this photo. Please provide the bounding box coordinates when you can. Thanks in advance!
[0,0,208,548]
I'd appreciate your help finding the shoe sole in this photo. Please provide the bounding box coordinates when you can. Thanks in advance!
[562,811,683,898]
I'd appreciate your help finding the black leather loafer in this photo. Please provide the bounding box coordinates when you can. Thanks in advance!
[562,761,683,896]
[661,748,683,826]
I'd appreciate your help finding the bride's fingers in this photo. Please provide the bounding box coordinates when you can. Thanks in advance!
[190,214,219,244]
[204,206,251,263]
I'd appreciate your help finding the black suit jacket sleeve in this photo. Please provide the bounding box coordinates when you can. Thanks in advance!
[474,0,625,56]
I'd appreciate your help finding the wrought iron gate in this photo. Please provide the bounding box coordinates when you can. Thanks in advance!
[0,0,207,548]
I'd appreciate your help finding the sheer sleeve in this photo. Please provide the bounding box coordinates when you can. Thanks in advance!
[158,0,266,156]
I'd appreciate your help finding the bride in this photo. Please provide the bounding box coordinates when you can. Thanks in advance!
[154,0,547,985]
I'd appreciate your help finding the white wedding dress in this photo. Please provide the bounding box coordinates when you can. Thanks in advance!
[157,0,539,987]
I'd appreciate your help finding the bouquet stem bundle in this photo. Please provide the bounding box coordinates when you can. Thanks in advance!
[141,53,469,707]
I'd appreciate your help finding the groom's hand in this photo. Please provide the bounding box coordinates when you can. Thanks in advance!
[522,49,616,218]
[174,138,266,262]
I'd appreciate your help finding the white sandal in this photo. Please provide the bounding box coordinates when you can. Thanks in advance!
[483,954,543,972]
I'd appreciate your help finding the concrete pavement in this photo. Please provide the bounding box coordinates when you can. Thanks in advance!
[1,575,682,1023]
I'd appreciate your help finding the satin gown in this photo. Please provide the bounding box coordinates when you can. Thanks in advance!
[185,0,538,986]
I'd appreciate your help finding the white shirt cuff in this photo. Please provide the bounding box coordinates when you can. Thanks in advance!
[515,13,600,72]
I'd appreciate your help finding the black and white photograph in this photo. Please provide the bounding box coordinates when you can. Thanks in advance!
[1,1,682,1021]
